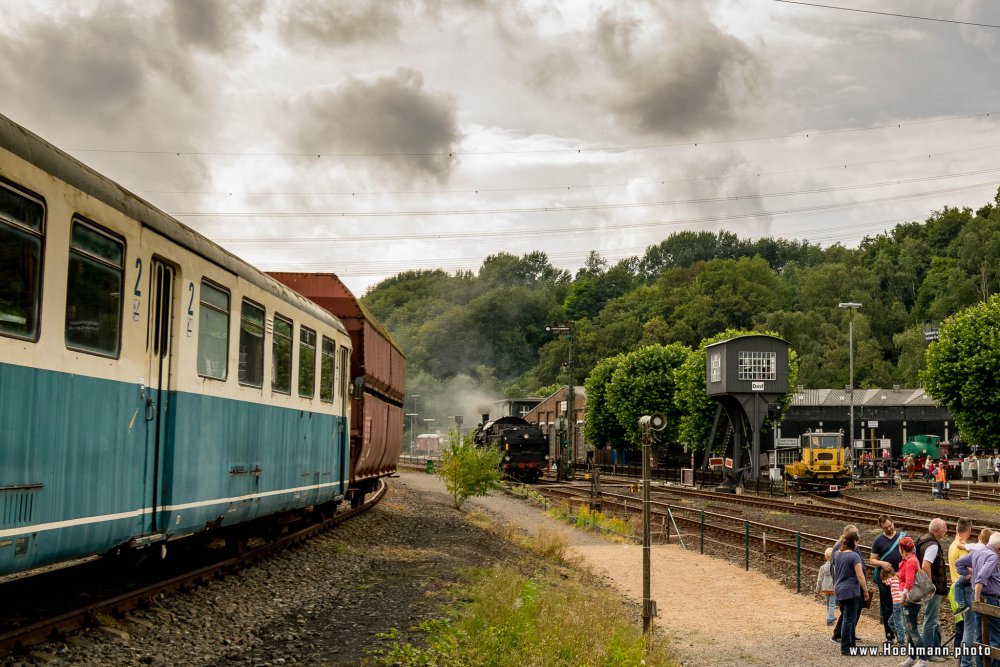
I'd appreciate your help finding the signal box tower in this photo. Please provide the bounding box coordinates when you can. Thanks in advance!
[705,335,789,489]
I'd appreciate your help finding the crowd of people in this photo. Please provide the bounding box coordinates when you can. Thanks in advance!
[817,514,1000,665]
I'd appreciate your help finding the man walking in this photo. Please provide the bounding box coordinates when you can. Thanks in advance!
[870,515,905,645]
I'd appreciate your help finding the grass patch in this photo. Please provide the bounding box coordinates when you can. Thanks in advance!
[548,502,636,541]
[371,566,676,666]
[510,483,550,507]
[466,509,569,564]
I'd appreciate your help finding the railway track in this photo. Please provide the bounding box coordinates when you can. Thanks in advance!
[900,479,1000,503]
[831,492,993,533]
[0,480,387,658]
[595,476,938,535]
[539,483,846,566]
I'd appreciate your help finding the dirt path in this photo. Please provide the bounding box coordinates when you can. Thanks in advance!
[398,470,902,666]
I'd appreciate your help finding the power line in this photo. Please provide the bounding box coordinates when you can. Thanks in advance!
[131,138,1000,199]
[247,218,911,277]
[170,166,1000,219]
[773,1,1000,29]
[212,180,996,245]
[66,109,999,159]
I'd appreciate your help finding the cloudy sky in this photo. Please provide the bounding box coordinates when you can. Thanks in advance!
[3,0,1000,295]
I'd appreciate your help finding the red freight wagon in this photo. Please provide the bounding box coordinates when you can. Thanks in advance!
[268,273,406,506]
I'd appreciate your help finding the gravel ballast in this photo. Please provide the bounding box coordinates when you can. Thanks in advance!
[3,477,536,667]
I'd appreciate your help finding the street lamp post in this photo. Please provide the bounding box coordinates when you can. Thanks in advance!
[406,413,418,457]
[410,394,420,457]
[838,302,862,471]
[545,323,575,481]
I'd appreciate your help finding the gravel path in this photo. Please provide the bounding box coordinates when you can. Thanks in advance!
[415,472,906,667]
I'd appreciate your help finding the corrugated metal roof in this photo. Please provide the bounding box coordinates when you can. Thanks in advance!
[790,389,831,406]
[792,387,940,407]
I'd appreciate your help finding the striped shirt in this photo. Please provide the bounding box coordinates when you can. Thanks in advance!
[888,575,903,604]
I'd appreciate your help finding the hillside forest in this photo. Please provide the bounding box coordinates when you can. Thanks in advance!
[361,190,1000,439]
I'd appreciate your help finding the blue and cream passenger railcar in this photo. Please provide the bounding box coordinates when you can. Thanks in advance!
[0,113,352,577]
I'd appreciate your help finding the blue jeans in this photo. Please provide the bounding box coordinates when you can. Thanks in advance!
[840,595,862,655]
[826,593,837,624]
[921,593,943,649]
[957,584,979,667]
[888,603,906,646]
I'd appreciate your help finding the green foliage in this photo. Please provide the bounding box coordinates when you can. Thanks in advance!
[583,354,627,448]
[437,429,503,510]
[605,343,690,447]
[374,566,675,666]
[922,295,1000,449]
[362,192,1000,437]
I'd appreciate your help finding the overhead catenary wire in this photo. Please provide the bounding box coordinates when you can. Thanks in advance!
[174,168,1000,220]
[65,109,1000,159]
[214,178,992,248]
[130,137,1000,199]
[773,0,1000,30]
[252,218,905,276]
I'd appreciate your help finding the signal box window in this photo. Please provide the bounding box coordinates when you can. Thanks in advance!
[737,350,776,381]
[320,336,335,402]
[65,219,124,356]
[298,326,316,398]
[238,300,264,387]
[0,182,44,341]
[272,315,292,394]
[197,281,229,379]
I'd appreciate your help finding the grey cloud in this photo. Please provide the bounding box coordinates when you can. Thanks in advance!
[170,0,265,54]
[278,2,406,47]
[0,6,147,126]
[290,68,461,184]
[596,5,771,137]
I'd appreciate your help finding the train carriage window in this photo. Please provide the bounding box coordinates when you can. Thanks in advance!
[238,299,265,387]
[65,219,124,357]
[298,326,316,398]
[0,182,44,341]
[272,315,292,394]
[197,280,229,380]
[320,336,335,402]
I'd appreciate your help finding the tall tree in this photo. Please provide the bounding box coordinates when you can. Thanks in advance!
[605,343,690,447]
[583,354,627,448]
[922,295,1000,449]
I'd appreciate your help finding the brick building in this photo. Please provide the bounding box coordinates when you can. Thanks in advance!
[523,385,588,462]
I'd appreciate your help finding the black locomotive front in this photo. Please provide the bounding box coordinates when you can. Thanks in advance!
[474,416,549,483]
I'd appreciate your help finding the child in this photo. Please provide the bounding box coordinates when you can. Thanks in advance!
[879,565,906,646]
[817,547,836,625]
[897,536,926,667]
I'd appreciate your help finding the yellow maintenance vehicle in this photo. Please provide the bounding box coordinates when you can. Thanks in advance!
[783,431,850,494]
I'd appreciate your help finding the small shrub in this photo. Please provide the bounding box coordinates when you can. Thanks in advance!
[437,428,503,510]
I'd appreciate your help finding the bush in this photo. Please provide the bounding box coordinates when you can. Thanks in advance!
[437,428,503,510]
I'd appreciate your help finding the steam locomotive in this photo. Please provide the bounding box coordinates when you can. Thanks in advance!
[473,416,549,483]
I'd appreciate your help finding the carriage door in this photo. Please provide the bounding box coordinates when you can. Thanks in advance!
[339,345,351,495]
[144,260,175,535]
